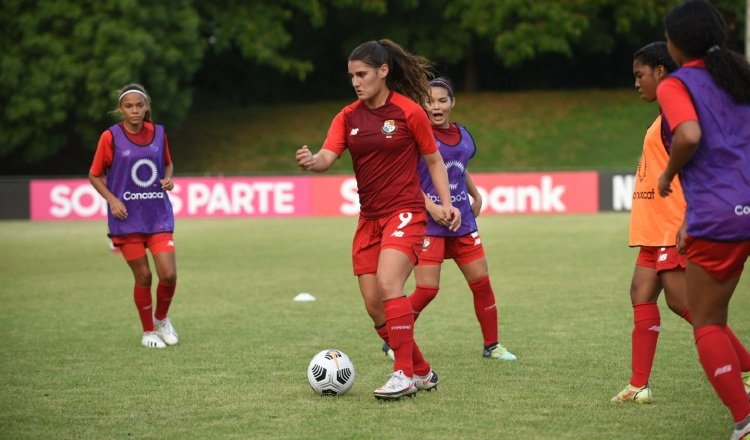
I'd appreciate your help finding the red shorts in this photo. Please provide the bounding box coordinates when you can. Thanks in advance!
[352,210,427,275]
[684,236,750,281]
[111,232,175,261]
[635,246,686,273]
[418,232,486,266]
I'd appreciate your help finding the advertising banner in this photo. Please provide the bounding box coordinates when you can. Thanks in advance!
[29,171,601,221]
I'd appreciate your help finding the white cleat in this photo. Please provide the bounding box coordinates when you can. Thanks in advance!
[154,317,179,346]
[373,370,417,400]
[141,331,166,348]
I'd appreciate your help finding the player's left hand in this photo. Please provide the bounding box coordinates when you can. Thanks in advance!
[658,172,673,197]
[676,222,687,254]
[161,177,174,191]
[446,205,461,232]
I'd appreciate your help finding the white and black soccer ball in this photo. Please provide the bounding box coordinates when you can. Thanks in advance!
[307,349,356,396]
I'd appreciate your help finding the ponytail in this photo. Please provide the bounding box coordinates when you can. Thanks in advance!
[704,49,750,104]
[348,39,434,105]
[664,0,750,103]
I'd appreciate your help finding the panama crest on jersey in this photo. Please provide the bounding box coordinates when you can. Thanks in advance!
[381,119,397,135]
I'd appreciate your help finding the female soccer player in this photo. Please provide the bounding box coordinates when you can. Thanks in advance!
[611,42,750,404]
[89,84,179,349]
[384,77,516,362]
[657,2,750,438]
[295,39,459,400]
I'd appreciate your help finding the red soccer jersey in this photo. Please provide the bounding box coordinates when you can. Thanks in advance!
[657,59,703,132]
[323,91,438,218]
[89,121,172,176]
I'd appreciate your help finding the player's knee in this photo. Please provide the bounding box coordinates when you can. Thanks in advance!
[134,271,152,286]
[159,271,177,286]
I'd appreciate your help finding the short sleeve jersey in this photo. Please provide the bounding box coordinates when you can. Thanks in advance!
[322,91,438,219]
[90,121,172,176]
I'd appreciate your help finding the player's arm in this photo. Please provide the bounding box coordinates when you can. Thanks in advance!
[296,146,339,172]
[89,172,127,220]
[422,191,446,225]
[89,131,127,219]
[658,121,700,196]
[465,171,482,218]
[297,110,345,172]
[423,151,460,231]
[161,163,175,191]
[160,134,175,191]
[656,78,701,197]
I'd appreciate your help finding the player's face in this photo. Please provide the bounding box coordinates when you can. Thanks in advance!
[424,86,454,128]
[633,60,663,103]
[119,93,148,129]
[348,60,388,104]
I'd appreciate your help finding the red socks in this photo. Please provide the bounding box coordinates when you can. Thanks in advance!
[694,325,750,423]
[133,284,154,332]
[154,282,176,321]
[384,296,416,377]
[409,285,439,320]
[683,310,750,372]
[468,276,499,348]
[630,302,661,388]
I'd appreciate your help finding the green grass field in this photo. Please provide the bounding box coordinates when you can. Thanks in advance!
[1,214,748,439]
[171,89,653,175]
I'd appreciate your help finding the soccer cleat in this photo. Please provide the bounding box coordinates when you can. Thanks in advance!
[382,343,395,362]
[610,384,652,404]
[141,331,166,348]
[483,344,517,361]
[373,370,418,400]
[414,369,439,392]
[742,371,750,396]
[730,418,750,440]
[154,317,179,346]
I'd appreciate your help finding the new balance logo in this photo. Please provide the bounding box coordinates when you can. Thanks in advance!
[648,325,661,333]
[391,230,404,238]
[350,128,359,135]
[657,253,667,262]
[167,240,175,247]
[472,231,481,245]
[714,364,732,377]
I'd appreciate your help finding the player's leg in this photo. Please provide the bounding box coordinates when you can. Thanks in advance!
[612,250,661,403]
[457,256,514,361]
[151,235,178,345]
[373,211,429,399]
[410,263,441,320]
[372,248,419,399]
[453,237,516,361]
[120,241,165,349]
[687,260,750,426]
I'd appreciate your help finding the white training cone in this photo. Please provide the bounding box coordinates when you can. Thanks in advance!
[293,293,316,302]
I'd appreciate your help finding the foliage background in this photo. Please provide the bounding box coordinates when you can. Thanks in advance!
[1,0,746,174]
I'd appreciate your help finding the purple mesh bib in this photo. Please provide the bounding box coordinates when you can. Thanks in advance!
[418,123,479,237]
[106,123,174,236]
[665,67,750,240]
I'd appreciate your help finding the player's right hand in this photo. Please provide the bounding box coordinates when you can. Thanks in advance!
[296,145,315,171]
[108,197,128,220]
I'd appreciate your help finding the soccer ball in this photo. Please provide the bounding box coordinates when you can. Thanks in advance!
[307,349,356,396]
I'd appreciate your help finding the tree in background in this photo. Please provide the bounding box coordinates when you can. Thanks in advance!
[0,0,331,171]
[0,1,202,170]
[1,0,745,172]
